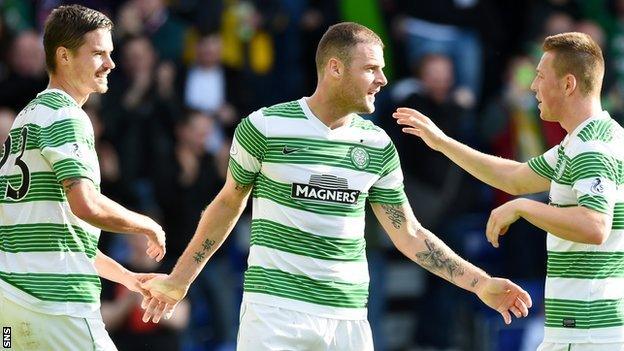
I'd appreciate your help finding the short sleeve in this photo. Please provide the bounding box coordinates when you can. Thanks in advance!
[569,147,619,214]
[39,113,99,185]
[229,112,267,186]
[368,141,407,204]
[527,144,559,180]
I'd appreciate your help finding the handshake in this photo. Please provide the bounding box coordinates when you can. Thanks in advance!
[125,273,189,323]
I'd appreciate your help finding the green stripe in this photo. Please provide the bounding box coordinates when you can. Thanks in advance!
[24,92,76,111]
[234,118,267,161]
[228,158,256,185]
[547,251,624,279]
[379,142,401,178]
[545,298,624,329]
[0,172,64,204]
[528,155,555,180]
[39,118,94,150]
[253,173,367,217]
[615,203,624,230]
[569,152,622,185]
[261,101,307,119]
[52,158,96,183]
[577,119,615,143]
[578,194,610,214]
[263,138,394,175]
[8,118,95,155]
[243,266,368,308]
[0,271,100,303]
[0,223,98,258]
[368,186,407,204]
[250,219,366,261]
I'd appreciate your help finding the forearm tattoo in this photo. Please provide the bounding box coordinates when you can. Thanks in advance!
[193,251,205,263]
[234,182,250,192]
[193,239,216,264]
[470,278,479,288]
[63,178,82,193]
[415,239,465,281]
[381,204,406,229]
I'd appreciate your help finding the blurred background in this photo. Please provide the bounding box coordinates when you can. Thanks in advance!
[1,0,623,350]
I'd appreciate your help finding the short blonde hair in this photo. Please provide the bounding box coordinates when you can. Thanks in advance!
[542,32,604,96]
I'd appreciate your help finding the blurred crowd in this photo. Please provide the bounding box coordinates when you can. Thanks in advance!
[1,0,623,350]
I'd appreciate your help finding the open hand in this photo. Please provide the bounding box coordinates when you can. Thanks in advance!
[392,107,448,151]
[476,277,532,324]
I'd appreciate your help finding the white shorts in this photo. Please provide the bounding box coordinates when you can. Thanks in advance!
[0,290,116,351]
[236,301,373,351]
[538,342,624,351]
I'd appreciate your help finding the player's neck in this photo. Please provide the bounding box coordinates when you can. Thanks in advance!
[559,96,603,134]
[307,91,352,130]
[47,75,89,107]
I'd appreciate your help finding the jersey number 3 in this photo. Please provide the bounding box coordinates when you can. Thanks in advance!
[0,127,31,200]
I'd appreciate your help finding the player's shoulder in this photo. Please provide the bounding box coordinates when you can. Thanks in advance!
[349,114,392,146]
[18,90,84,128]
[571,116,624,159]
[259,99,307,120]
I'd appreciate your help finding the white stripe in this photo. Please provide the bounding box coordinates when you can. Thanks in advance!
[373,167,404,189]
[262,162,381,191]
[0,200,100,236]
[544,325,624,344]
[0,281,100,319]
[230,136,261,173]
[242,292,367,320]
[547,230,624,252]
[248,245,369,284]
[566,138,624,159]
[0,251,98,275]
[545,277,624,300]
[13,104,85,129]
[40,143,100,182]
[252,197,365,239]
[1,149,53,176]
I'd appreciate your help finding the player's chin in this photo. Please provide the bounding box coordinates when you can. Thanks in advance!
[95,83,109,94]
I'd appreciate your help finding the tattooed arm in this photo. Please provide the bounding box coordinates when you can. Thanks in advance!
[140,170,252,322]
[63,177,166,261]
[371,201,533,324]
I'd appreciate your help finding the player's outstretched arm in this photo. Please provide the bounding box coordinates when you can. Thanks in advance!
[94,250,163,296]
[141,170,253,323]
[63,177,166,261]
[371,201,532,324]
[392,107,549,195]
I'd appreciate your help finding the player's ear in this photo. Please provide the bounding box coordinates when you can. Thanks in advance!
[56,46,71,68]
[327,57,343,78]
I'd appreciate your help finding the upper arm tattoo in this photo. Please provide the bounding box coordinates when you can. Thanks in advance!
[415,238,465,282]
[234,181,251,192]
[62,177,84,194]
[381,203,406,229]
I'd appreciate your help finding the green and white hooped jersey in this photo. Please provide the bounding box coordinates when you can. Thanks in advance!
[230,98,407,320]
[0,89,102,319]
[528,111,624,343]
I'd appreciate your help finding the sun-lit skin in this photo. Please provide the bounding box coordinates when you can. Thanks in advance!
[530,51,602,133]
[530,51,567,123]
[48,27,115,106]
[338,43,388,114]
[307,42,387,129]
